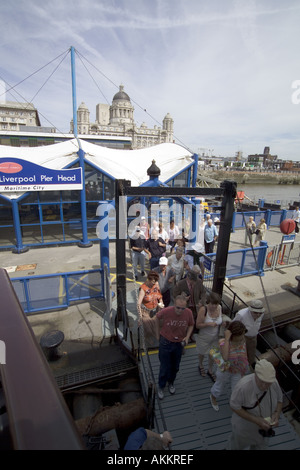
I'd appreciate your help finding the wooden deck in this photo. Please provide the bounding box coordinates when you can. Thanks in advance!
[141,344,300,451]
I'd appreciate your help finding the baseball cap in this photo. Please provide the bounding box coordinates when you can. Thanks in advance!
[255,359,276,383]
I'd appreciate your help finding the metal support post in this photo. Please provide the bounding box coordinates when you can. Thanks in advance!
[98,201,110,296]
[115,179,129,322]
[192,153,199,188]
[11,199,29,254]
[213,180,237,296]
[77,147,93,248]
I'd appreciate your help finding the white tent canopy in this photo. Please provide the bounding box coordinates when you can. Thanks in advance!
[81,140,194,186]
[0,139,194,200]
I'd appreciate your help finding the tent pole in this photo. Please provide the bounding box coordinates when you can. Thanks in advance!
[70,46,92,247]
[70,46,78,137]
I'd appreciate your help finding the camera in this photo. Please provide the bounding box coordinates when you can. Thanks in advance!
[258,428,275,437]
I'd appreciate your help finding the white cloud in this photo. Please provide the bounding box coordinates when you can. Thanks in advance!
[1,0,300,160]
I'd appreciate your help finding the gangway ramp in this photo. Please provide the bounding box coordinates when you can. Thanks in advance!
[140,344,300,450]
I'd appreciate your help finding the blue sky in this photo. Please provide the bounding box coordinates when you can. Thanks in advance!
[1,0,300,160]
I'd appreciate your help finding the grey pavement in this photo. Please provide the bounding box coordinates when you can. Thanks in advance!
[0,224,299,344]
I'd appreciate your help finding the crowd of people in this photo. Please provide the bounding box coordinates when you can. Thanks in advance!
[128,216,283,450]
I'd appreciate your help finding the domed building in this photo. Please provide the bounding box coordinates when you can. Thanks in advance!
[70,85,174,149]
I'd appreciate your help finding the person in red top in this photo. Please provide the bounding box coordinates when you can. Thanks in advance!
[155,295,194,399]
[138,271,164,347]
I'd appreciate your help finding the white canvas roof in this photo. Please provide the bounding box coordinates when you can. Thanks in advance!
[81,140,194,186]
[0,139,194,200]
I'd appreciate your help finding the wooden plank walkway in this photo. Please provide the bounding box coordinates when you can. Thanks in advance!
[142,344,300,451]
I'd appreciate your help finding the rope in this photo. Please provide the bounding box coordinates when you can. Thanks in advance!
[0,48,79,150]
[0,48,70,99]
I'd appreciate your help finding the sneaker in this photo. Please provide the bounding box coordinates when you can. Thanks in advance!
[168,383,176,395]
[210,394,219,412]
[141,271,145,276]
[157,388,164,400]
[135,275,138,281]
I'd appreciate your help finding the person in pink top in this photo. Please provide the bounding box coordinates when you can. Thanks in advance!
[210,320,249,412]
[155,295,194,399]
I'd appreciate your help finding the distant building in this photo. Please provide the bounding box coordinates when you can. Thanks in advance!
[0,101,131,149]
[247,146,278,168]
[70,84,174,149]
[0,101,41,132]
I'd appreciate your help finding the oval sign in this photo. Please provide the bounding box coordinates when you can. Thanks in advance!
[0,162,23,173]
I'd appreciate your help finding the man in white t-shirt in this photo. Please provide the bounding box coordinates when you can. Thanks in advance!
[232,299,265,367]
[293,206,300,233]
[228,359,283,450]
[167,247,184,282]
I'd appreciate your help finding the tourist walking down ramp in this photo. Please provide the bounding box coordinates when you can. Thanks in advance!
[167,247,185,282]
[173,270,206,334]
[145,229,166,269]
[209,321,249,411]
[155,295,194,400]
[195,292,223,380]
[227,359,283,450]
[153,256,175,307]
[232,299,265,367]
[130,226,147,280]
[137,271,164,347]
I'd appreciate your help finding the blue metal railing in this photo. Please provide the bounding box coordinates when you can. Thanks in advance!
[11,269,104,314]
[0,206,296,251]
[233,209,294,230]
[203,244,268,284]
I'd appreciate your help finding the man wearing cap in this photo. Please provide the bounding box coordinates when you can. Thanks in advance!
[228,359,283,450]
[153,257,176,307]
[130,226,148,280]
[233,300,265,367]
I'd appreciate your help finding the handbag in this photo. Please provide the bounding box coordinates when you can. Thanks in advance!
[209,347,230,372]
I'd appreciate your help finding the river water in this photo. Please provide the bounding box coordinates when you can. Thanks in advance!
[236,184,300,207]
